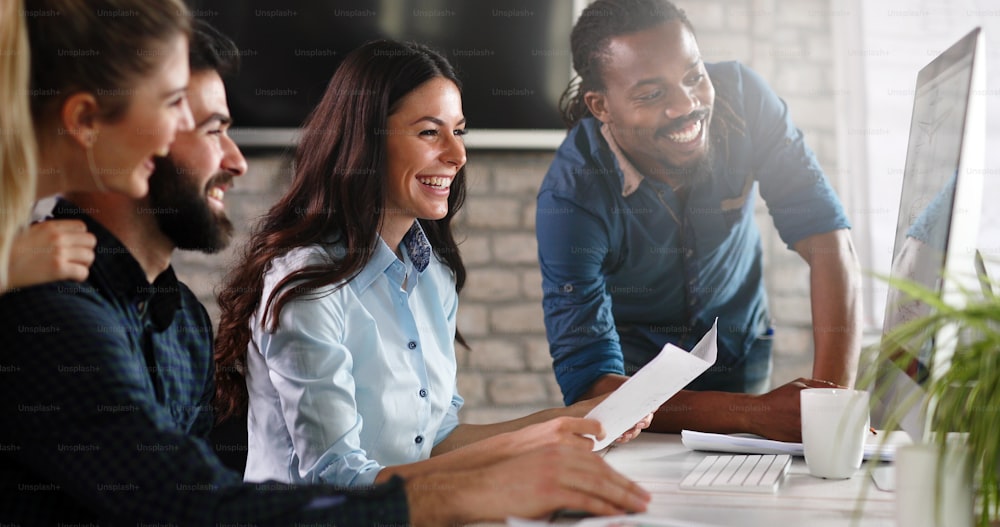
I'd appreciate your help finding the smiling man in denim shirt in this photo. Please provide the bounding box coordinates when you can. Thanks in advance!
[538,0,862,442]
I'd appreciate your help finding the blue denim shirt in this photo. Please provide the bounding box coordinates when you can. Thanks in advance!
[537,61,850,404]
[244,222,463,488]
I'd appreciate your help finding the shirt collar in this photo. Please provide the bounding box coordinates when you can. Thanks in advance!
[53,199,182,332]
[402,221,431,273]
[348,221,432,294]
[600,123,646,198]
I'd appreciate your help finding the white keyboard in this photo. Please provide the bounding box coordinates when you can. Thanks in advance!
[679,454,792,493]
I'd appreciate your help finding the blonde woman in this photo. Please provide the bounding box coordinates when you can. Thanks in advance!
[0,0,39,291]
[2,0,196,293]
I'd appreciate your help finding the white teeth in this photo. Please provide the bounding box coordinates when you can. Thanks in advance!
[417,176,452,189]
[666,119,702,143]
[208,187,224,201]
[155,146,169,157]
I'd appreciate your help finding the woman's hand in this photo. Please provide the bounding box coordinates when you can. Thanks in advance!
[567,393,653,445]
[615,412,654,444]
[489,416,605,455]
[6,220,96,290]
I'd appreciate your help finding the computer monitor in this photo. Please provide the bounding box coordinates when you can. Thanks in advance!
[871,27,986,442]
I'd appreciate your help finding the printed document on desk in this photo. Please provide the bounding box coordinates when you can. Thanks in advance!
[508,514,717,527]
[586,320,718,451]
[680,429,908,461]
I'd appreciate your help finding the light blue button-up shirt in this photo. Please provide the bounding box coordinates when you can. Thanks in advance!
[243,223,463,487]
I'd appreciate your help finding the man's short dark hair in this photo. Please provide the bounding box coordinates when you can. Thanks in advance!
[559,0,693,127]
[190,19,239,76]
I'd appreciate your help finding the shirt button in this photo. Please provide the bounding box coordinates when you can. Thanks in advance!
[562,283,573,293]
[685,249,694,258]
[407,341,417,350]
[419,389,428,398]
[415,435,424,444]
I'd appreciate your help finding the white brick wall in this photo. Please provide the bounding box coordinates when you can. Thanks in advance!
[172,0,841,421]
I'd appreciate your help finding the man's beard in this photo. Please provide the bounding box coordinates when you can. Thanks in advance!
[658,145,713,187]
[148,156,234,254]
[653,107,714,187]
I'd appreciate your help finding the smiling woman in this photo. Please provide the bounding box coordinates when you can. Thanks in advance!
[214,41,473,488]
[382,76,468,254]
[27,0,195,200]
[3,0,195,292]
[214,39,650,491]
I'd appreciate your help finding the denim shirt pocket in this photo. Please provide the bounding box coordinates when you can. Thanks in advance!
[719,170,755,228]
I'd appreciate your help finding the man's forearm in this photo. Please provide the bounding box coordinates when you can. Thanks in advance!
[646,389,757,434]
[582,373,826,441]
[583,374,754,435]
[803,230,863,387]
[809,265,862,387]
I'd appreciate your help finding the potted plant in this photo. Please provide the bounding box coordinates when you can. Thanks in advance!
[862,273,1000,527]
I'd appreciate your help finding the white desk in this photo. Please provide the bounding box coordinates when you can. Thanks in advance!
[598,433,895,526]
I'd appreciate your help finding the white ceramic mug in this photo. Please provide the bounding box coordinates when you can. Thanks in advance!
[800,388,870,479]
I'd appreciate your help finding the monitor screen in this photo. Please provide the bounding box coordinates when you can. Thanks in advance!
[191,0,579,148]
[874,27,985,441]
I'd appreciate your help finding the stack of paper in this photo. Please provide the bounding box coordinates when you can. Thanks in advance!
[679,429,909,462]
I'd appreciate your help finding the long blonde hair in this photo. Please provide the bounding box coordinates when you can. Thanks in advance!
[0,0,38,289]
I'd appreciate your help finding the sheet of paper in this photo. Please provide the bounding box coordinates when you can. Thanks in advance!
[507,514,717,527]
[585,320,718,451]
[506,518,551,527]
[576,515,719,527]
[679,429,909,462]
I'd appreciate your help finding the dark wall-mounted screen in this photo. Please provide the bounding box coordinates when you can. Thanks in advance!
[192,0,575,142]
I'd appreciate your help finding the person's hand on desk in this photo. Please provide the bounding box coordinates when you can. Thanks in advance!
[406,444,650,526]
[745,377,845,442]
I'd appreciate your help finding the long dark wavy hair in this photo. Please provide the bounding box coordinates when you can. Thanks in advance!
[214,40,468,421]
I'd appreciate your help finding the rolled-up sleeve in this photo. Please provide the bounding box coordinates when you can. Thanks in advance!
[260,293,383,488]
[537,191,624,404]
[739,63,850,247]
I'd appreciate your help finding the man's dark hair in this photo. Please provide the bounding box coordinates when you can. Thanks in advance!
[190,19,239,76]
[559,0,694,127]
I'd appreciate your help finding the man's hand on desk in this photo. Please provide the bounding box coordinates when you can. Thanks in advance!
[406,444,651,526]
[743,377,845,442]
